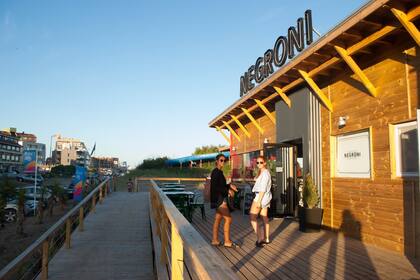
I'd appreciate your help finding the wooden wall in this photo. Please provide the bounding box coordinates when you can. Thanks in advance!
[321,45,419,255]
[232,113,276,154]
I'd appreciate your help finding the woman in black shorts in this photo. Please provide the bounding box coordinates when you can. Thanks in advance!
[210,154,239,248]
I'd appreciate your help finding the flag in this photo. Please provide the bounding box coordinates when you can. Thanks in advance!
[90,142,96,156]
[23,150,37,173]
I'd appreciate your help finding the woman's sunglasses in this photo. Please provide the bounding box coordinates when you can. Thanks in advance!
[256,161,264,165]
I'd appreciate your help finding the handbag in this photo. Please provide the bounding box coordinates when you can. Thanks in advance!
[227,194,235,212]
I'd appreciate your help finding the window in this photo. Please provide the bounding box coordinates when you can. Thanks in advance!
[394,121,418,177]
[335,130,371,178]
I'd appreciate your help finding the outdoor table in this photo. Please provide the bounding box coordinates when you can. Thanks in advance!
[165,191,195,221]
[161,187,185,192]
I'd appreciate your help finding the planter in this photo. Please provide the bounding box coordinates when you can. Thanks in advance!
[298,206,324,233]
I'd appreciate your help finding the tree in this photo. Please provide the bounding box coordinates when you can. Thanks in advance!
[303,173,319,209]
[0,197,5,228]
[136,157,168,169]
[0,176,16,229]
[35,185,48,224]
[16,189,25,236]
[0,176,17,201]
[192,145,224,155]
[48,181,62,217]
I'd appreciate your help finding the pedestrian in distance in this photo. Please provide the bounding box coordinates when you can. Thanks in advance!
[250,156,272,247]
[127,178,134,192]
[210,154,240,248]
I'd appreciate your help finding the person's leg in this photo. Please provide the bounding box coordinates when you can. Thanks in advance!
[217,203,233,245]
[260,207,270,242]
[249,201,261,241]
[212,211,223,244]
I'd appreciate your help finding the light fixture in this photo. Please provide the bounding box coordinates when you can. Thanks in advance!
[231,146,237,152]
[338,116,349,128]
[264,138,270,144]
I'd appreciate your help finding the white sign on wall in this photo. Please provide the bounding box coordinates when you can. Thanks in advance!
[336,131,371,178]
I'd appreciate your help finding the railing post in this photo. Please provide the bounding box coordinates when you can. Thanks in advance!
[41,239,49,280]
[104,184,108,198]
[113,177,116,192]
[171,224,183,280]
[92,193,96,213]
[65,218,71,249]
[99,187,103,204]
[160,212,167,264]
[79,206,84,232]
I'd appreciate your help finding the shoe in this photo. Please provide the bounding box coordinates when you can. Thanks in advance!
[211,241,223,246]
[261,240,271,245]
[224,241,240,248]
[255,241,264,248]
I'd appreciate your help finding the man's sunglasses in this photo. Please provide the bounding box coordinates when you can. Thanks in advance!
[219,159,225,162]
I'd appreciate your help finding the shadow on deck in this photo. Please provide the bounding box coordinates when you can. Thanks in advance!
[191,204,420,280]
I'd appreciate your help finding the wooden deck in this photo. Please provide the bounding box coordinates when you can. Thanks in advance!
[191,204,420,280]
[38,192,154,280]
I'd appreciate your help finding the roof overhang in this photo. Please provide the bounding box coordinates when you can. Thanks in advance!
[209,0,420,129]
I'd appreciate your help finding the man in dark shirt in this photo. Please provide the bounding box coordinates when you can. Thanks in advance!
[210,154,239,248]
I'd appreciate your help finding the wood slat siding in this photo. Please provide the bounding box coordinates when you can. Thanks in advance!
[321,45,419,255]
[232,114,276,154]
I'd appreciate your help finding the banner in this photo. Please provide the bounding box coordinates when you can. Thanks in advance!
[23,150,37,173]
[72,166,87,202]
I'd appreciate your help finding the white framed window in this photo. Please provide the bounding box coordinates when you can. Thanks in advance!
[394,121,418,177]
[336,130,371,178]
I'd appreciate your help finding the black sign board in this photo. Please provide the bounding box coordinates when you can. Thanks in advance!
[240,10,313,97]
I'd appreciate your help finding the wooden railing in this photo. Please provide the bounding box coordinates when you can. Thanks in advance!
[149,180,238,280]
[0,178,114,280]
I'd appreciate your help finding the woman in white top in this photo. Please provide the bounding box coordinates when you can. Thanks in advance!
[250,156,272,247]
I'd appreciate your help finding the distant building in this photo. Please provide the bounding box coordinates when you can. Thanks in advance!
[91,157,119,169]
[52,136,90,167]
[0,131,23,172]
[16,132,37,143]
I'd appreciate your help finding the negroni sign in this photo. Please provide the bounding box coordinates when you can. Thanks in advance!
[240,10,314,97]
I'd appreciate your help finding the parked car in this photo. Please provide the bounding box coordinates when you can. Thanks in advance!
[16,174,44,184]
[3,199,38,222]
[0,170,20,179]
[17,186,52,202]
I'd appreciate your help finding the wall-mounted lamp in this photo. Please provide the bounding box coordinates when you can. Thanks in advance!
[263,137,270,144]
[338,116,349,128]
[231,146,237,152]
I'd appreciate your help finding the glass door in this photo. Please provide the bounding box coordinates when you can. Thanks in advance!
[263,143,298,217]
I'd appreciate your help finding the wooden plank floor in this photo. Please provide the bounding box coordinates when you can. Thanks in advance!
[38,192,155,280]
[191,204,420,280]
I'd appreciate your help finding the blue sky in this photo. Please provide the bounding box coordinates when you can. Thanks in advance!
[0,0,367,168]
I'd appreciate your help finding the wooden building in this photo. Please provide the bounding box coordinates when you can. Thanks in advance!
[209,0,420,257]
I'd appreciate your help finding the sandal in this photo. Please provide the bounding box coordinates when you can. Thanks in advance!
[261,240,271,245]
[224,241,240,248]
[211,241,223,246]
[255,241,264,248]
